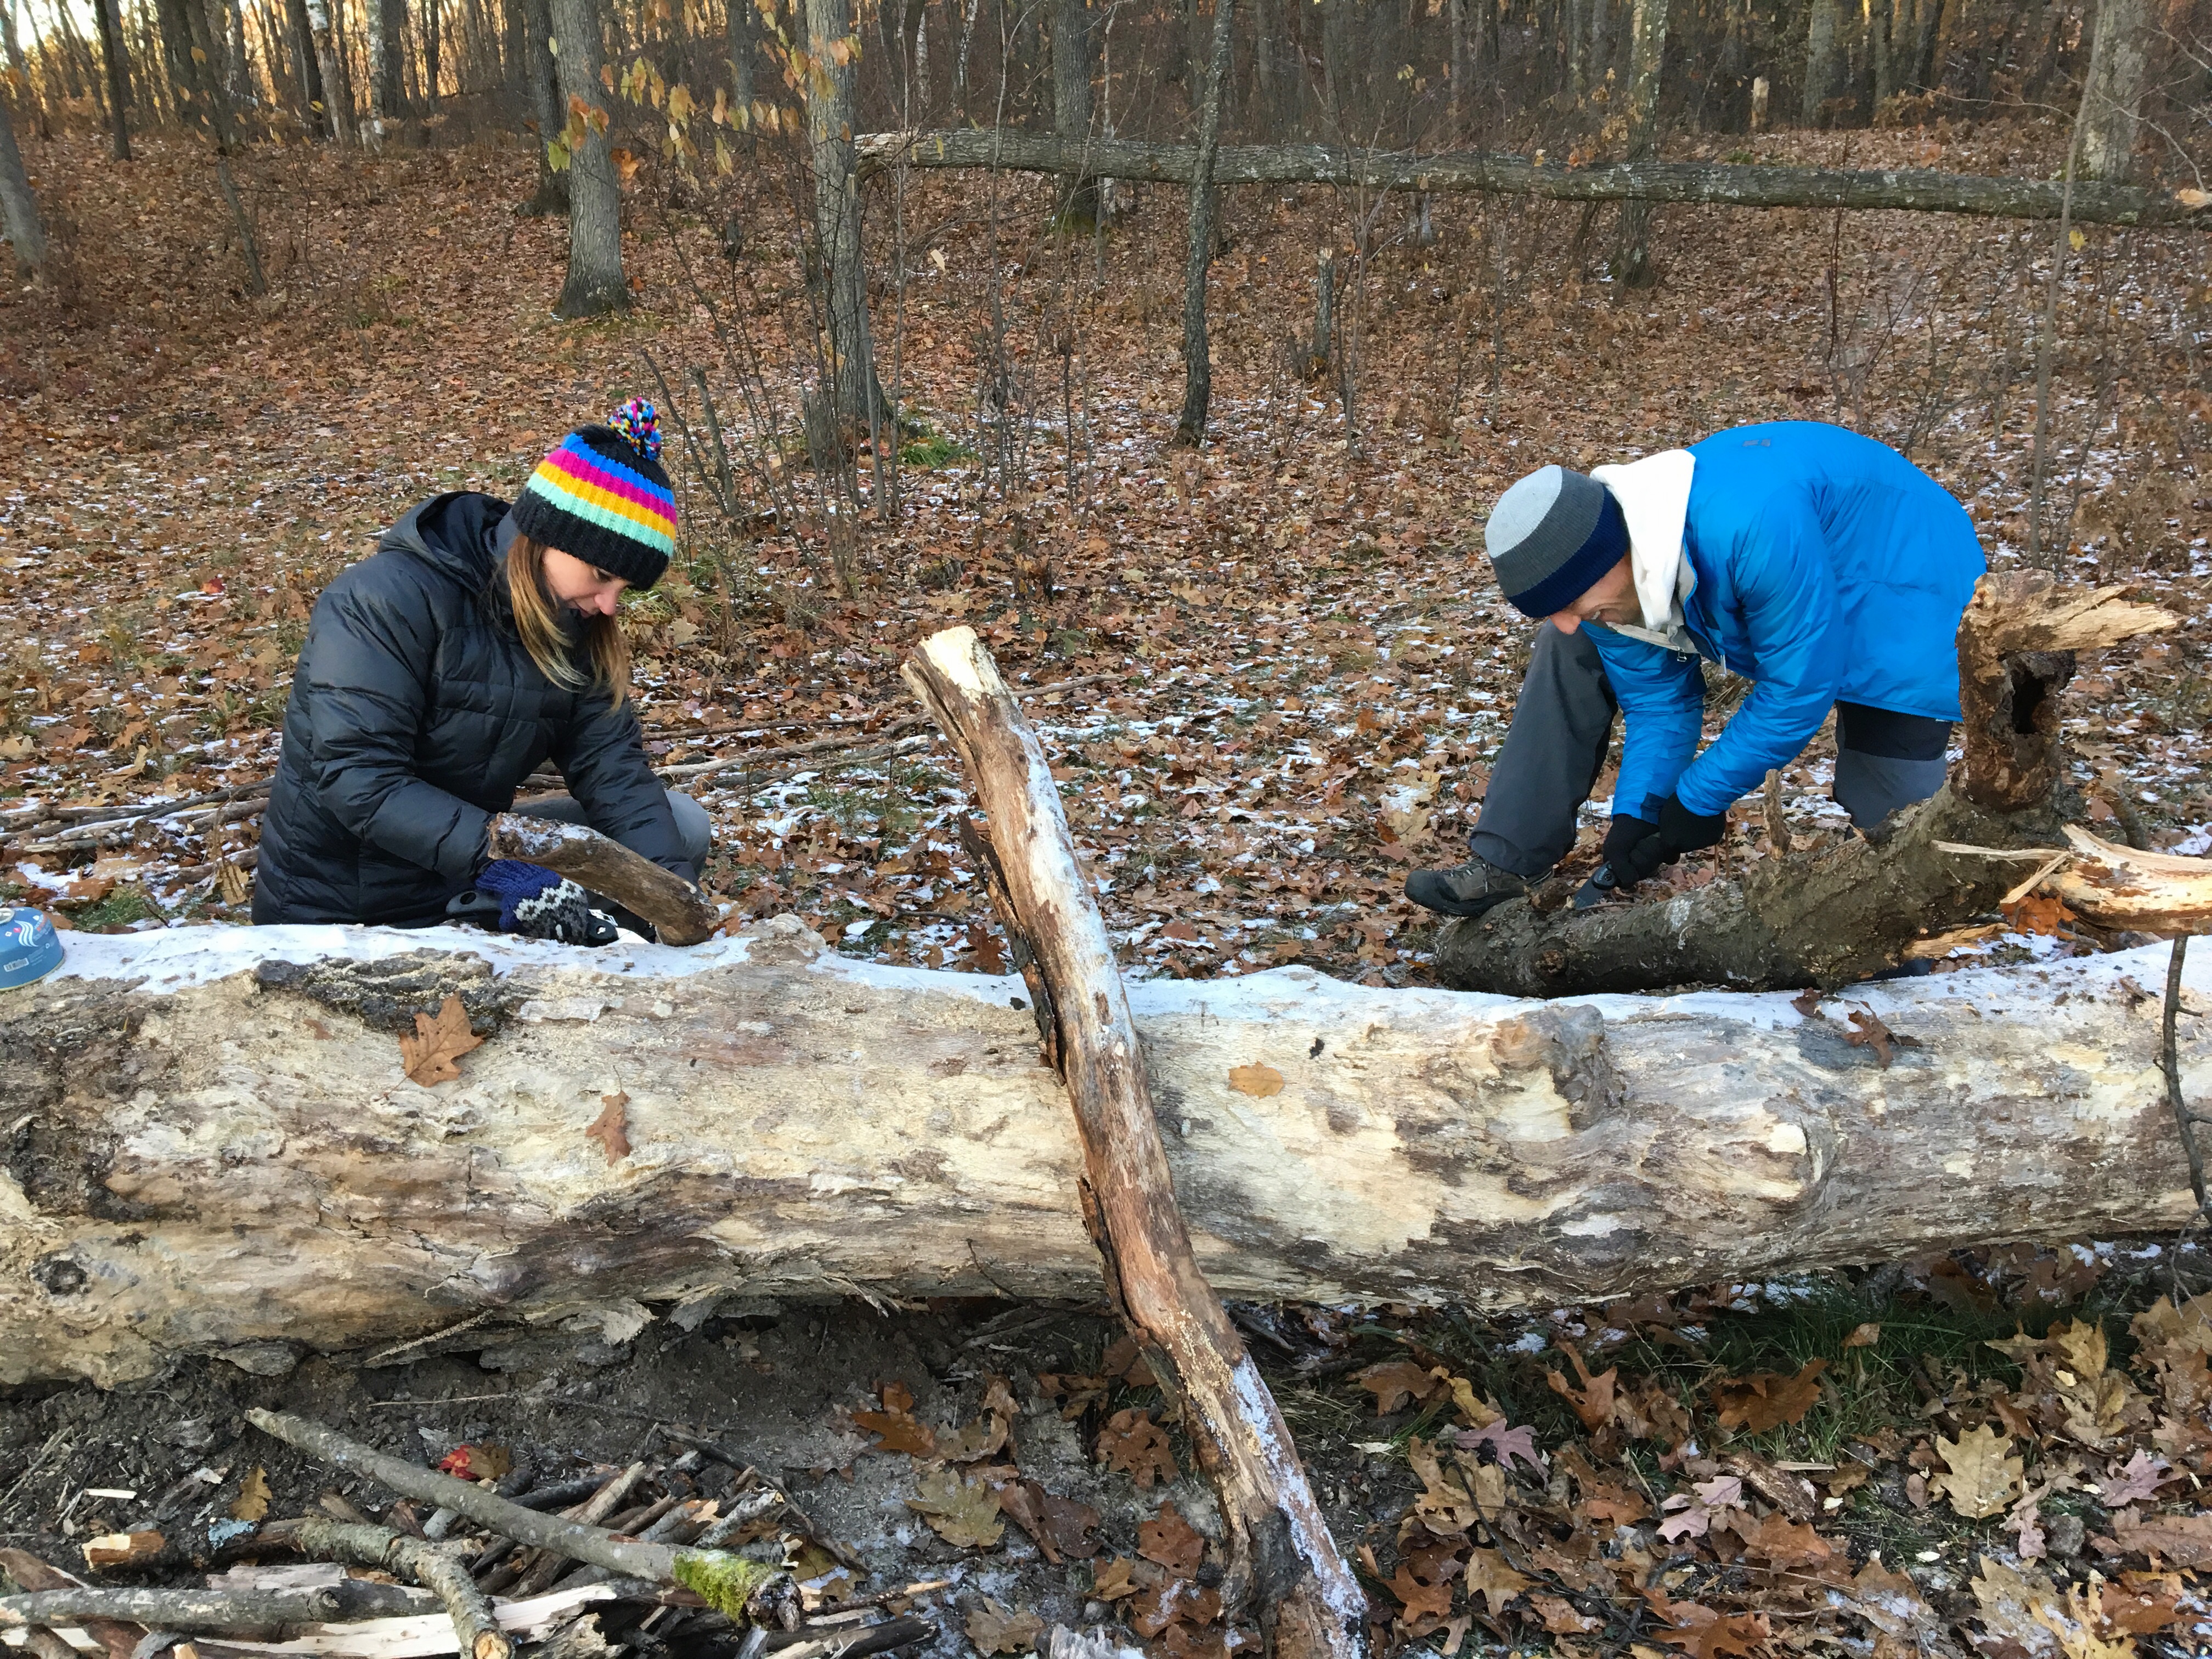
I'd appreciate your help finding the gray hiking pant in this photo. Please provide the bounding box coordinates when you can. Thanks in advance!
[1469,623,1950,879]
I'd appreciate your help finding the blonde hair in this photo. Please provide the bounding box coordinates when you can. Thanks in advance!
[503,534,633,709]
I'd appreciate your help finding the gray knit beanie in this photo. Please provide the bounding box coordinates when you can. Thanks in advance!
[1485,465,1630,618]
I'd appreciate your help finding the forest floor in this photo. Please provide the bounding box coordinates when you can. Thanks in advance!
[2,111,2212,1657]
[4,1245,2212,1656]
[1,117,2208,983]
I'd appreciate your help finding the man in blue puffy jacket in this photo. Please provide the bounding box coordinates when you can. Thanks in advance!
[1406,421,1987,917]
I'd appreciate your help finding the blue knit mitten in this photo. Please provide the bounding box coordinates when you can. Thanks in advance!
[474,859,615,945]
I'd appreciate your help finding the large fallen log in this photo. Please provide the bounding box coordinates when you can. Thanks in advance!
[1434,574,2180,996]
[854,129,2212,229]
[904,627,1365,1655]
[3,919,2203,1387]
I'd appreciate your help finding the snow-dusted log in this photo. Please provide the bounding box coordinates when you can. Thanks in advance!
[3,923,2204,1388]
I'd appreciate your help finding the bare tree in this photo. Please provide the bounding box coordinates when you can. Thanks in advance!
[550,0,625,315]
[304,0,352,138]
[2079,0,2149,183]
[1611,0,1666,287]
[282,0,329,133]
[726,0,753,114]
[1171,0,1232,447]
[805,0,885,421]
[0,87,44,276]
[1049,0,1096,223]
[367,0,403,140]
[518,0,565,212]
[93,0,132,157]
[1803,0,1842,125]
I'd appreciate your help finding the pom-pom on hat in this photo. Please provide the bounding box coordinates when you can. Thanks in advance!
[1484,465,1630,619]
[509,398,678,591]
[0,907,63,992]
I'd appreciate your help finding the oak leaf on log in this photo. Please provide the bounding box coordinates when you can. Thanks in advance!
[399,995,483,1085]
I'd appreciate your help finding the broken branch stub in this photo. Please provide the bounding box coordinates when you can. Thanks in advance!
[901,625,1368,1659]
[1955,573,2177,812]
[482,816,716,946]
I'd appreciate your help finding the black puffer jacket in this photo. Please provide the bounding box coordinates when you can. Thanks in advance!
[254,492,687,928]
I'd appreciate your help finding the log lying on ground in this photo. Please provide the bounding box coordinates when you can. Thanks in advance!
[1436,574,2179,996]
[904,627,1365,1655]
[3,919,2205,1389]
[855,129,2212,229]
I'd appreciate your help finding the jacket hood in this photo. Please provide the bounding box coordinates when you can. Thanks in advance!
[1591,449,1697,653]
[379,492,516,591]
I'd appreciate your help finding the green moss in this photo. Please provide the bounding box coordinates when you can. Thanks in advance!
[670,1549,782,1620]
[898,428,977,469]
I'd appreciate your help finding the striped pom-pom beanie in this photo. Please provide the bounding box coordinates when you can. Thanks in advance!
[509,398,678,591]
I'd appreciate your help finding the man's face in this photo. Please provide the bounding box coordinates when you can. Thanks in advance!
[541,546,629,618]
[1548,554,1638,635]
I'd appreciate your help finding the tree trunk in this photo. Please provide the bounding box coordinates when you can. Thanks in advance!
[367,0,403,140]
[1802,0,1841,124]
[4,916,2204,1392]
[2078,0,2148,184]
[285,0,327,133]
[424,0,440,106]
[182,0,242,149]
[1445,0,1467,142]
[518,0,566,212]
[1870,0,1893,112]
[1909,0,1940,92]
[1318,0,1348,137]
[804,0,884,424]
[725,0,753,114]
[0,89,46,276]
[1048,0,1096,223]
[93,0,132,158]
[1608,0,1664,286]
[1171,0,1233,448]
[853,128,2212,228]
[901,627,1368,1659]
[550,0,627,317]
[1434,575,2179,997]
[306,0,352,139]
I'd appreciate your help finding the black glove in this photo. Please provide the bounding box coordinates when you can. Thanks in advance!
[1602,812,1665,886]
[1657,794,1728,857]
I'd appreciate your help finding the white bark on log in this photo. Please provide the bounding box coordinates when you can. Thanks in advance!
[901,626,1365,1655]
[4,922,2205,1389]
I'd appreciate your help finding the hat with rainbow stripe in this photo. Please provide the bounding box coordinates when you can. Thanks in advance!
[509,398,678,591]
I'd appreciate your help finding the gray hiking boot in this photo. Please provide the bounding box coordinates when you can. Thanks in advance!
[1404,856,1531,918]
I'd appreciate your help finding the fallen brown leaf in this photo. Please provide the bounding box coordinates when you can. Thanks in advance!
[904,1465,1002,1549]
[1227,1062,1284,1096]
[1137,1499,1205,1577]
[585,1091,631,1163]
[1930,1425,2023,1520]
[229,1467,270,1523]
[1712,1358,1828,1433]
[964,1596,1043,1655]
[398,995,483,1086]
[1097,1408,1179,1487]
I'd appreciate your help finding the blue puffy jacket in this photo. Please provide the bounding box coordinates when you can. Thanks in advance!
[1587,422,1985,821]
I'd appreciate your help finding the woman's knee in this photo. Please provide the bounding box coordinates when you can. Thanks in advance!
[665,789,713,874]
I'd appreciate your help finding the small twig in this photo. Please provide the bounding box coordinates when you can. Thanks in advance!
[244,1414,670,1583]
[294,1520,510,1659]
[2164,935,2208,1221]
[363,1312,502,1368]
[0,1581,439,1634]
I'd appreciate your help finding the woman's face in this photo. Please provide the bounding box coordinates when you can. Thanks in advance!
[540,546,630,618]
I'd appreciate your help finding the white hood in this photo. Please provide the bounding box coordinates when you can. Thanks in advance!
[1590,448,1696,652]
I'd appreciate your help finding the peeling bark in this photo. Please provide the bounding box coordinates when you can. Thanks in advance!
[3,922,2203,1389]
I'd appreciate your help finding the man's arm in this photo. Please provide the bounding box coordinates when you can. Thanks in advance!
[298,582,490,882]
[1586,628,1705,823]
[1673,495,1845,817]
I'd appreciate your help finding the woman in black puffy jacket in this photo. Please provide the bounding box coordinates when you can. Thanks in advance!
[254,402,710,939]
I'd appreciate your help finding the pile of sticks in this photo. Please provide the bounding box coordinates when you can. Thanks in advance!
[0,1413,940,1659]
